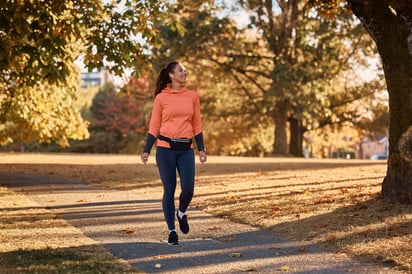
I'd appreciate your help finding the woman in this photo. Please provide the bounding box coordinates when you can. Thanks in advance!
[141,61,207,245]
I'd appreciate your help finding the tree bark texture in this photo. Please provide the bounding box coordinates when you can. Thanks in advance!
[289,117,305,157]
[272,99,289,155]
[347,0,412,202]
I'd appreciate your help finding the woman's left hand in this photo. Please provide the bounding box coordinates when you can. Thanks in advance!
[141,152,149,164]
[199,151,207,164]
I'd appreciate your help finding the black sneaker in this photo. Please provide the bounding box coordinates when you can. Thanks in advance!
[177,212,189,234]
[168,231,179,245]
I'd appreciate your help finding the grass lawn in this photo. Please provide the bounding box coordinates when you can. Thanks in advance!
[0,153,411,273]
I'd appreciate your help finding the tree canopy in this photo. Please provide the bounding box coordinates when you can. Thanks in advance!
[150,0,383,157]
[0,0,178,146]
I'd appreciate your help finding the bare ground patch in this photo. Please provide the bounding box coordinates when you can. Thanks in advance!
[1,153,411,272]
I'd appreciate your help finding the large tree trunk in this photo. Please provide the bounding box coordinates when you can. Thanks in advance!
[348,0,412,203]
[289,117,304,157]
[272,99,289,155]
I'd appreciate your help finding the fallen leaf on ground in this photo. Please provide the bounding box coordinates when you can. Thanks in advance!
[240,267,257,272]
[217,236,236,242]
[301,188,311,195]
[272,205,282,211]
[325,235,337,243]
[278,265,290,271]
[225,195,240,201]
[298,246,308,252]
[229,252,242,258]
[340,188,349,194]
[255,169,267,175]
[121,227,135,234]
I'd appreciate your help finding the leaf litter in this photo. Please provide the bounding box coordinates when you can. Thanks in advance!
[1,154,411,272]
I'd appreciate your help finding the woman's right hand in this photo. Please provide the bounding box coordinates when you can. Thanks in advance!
[199,150,207,164]
[141,152,149,164]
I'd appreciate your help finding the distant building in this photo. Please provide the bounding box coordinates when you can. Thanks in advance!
[81,69,110,89]
[360,136,388,159]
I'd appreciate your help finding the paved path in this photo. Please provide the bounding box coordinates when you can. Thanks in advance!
[1,173,403,274]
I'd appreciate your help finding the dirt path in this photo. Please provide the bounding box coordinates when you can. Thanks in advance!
[0,170,402,273]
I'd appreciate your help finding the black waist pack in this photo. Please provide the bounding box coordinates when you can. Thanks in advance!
[159,135,192,150]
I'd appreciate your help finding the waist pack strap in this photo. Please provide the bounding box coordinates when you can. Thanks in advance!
[159,135,191,143]
[158,135,171,142]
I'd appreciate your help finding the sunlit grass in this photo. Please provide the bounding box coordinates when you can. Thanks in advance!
[191,165,412,272]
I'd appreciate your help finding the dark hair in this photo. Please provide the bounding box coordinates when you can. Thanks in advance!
[154,61,179,97]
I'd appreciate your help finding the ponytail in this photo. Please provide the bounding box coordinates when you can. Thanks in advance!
[154,61,179,97]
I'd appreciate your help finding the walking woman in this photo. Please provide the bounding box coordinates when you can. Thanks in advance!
[141,61,207,245]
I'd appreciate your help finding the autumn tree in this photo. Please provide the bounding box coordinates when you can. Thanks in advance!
[311,0,412,202]
[0,73,89,147]
[86,78,151,153]
[0,0,178,147]
[150,1,381,156]
[224,1,383,156]
[149,4,272,155]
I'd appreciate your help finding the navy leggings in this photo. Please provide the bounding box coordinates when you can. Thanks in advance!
[156,147,195,231]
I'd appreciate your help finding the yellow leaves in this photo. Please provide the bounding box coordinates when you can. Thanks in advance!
[225,195,240,201]
[1,78,90,147]
[278,265,290,271]
[167,14,186,37]
[301,188,311,195]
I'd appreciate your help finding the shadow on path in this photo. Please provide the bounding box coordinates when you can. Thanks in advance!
[0,172,401,274]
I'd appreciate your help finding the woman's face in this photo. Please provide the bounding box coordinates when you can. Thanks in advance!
[169,64,187,84]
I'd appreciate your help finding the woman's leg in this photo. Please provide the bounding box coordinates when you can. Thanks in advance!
[156,147,177,231]
[176,149,195,213]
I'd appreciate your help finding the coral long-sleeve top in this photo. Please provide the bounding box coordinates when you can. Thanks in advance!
[148,86,203,149]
